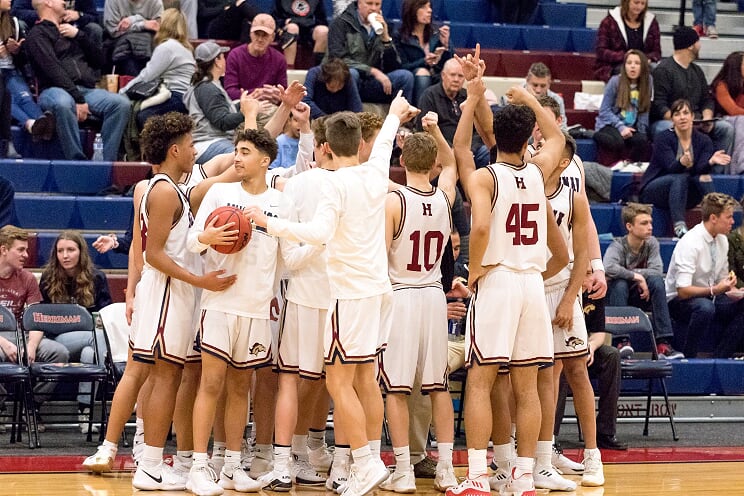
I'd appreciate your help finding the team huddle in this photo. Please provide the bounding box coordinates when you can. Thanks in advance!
[81,48,608,496]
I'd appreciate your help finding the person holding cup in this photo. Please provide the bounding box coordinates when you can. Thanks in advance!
[327,0,414,104]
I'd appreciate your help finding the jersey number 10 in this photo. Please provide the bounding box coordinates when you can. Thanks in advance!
[407,230,445,272]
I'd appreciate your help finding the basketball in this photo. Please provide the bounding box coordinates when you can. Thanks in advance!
[205,206,252,254]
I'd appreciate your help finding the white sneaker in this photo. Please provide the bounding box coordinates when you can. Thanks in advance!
[220,466,263,492]
[78,409,99,435]
[380,466,416,493]
[341,458,389,496]
[291,453,327,485]
[172,455,193,484]
[133,462,188,491]
[187,465,223,496]
[82,444,116,473]
[308,444,334,473]
[326,459,349,493]
[534,465,577,491]
[433,463,458,492]
[581,450,604,487]
[240,437,255,471]
[248,455,273,479]
[500,469,535,496]
[444,475,490,496]
[258,468,293,492]
[552,445,584,474]
[488,466,510,490]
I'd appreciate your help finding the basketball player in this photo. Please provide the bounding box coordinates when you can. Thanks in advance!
[446,60,568,496]
[379,114,458,493]
[246,93,420,496]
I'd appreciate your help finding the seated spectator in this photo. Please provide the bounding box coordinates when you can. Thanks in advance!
[417,59,489,167]
[0,73,18,158]
[666,193,744,358]
[594,0,661,82]
[119,8,195,128]
[303,57,363,119]
[204,0,257,41]
[503,62,568,129]
[0,225,69,429]
[604,203,683,358]
[0,2,56,144]
[224,13,288,112]
[270,111,300,169]
[728,196,744,287]
[25,0,131,162]
[103,0,162,76]
[393,0,451,105]
[273,0,328,68]
[711,51,744,174]
[640,99,730,238]
[12,0,103,46]
[651,26,734,155]
[39,230,112,432]
[593,49,652,164]
[163,0,197,39]
[183,41,254,164]
[327,0,413,104]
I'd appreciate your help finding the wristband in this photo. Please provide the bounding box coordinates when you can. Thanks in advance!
[590,259,604,273]
[710,285,715,297]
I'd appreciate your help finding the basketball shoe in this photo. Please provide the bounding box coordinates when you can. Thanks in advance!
[308,443,334,473]
[552,444,584,474]
[341,458,389,496]
[445,475,490,496]
[220,466,263,492]
[433,462,458,492]
[259,468,293,492]
[488,465,510,491]
[187,465,222,496]
[380,465,416,493]
[581,449,604,486]
[326,457,350,493]
[534,465,576,491]
[291,453,327,485]
[83,444,116,473]
[133,461,187,491]
[500,468,536,496]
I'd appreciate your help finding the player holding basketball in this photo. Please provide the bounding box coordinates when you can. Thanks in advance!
[246,93,419,496]
[446,53,568,496]
[379,113,458,493]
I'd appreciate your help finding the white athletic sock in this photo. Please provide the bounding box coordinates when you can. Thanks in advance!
[256,444,273,460]
[467,448,488,479]
[307,429,326,450]
[492,443,512,470]
[369,439,382,459]
[102,439,118,453]
[176,450,193,469]
[351,445,372,467]
[141,445,164,470]
[334,445,350,466]
[224,450,241,473]
[514,456,534,478]
[436,442,453,466]
[535,441,552,469]
[193,452,209,468]
[393,446,410,471]
[274,445,291,472]
[291,435,308,456]
[212,441,226,457]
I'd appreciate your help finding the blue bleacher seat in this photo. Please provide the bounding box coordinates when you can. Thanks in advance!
[14,194,76,230]
[716,360,744,395]
[470,24,521,50]
[75,197,132,231]
[520,26,570,51]
[712,175,742,200]
[569,28,597,53]
[383,0,402,19]
[590,204,620,235]
[658,238,677,273]
[431,0,447,21]
[447,22,473,49]
[667,359,718,395]
[50,161,113,195]
[575,138,597,162]
[0,159,51,193]
[444,0,491,23]
[537,2,587,28]
[610,172,635,203]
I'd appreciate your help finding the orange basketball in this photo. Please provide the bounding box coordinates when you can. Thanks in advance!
[205,206,252,254]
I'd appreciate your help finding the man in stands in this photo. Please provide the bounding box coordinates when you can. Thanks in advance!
[12,0,103,46]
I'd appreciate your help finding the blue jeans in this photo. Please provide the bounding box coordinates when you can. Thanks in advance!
[639,173,714,224]
[607,276,674,340]
[197,138,235,165]
[136,92,187,128]
[54,330,106,405]
[651,119,734,156]
[693,0,716,26]
[350,68,414,104]
[668,296,715,357]
[38,86,130,161]
[1,68,43,125]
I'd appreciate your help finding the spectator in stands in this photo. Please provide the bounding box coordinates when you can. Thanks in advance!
[491,0,538,24]
[711,51,744,174]
[0,176,15,226]
[12,0,103,46]
[270,111,300,169]
[594,0,661,82]
[119,9,195,128]
[203,0,256,41]
[39,230,112,431]
[327,0,414,104]
[417,59,489,167]
[640,99,731,238]
[604,203,683,358]
[163,0,197,39]
[651,26,734,155]
[393,0,451,105]
[224,13,288,111]
[303,57,363,118]
[183,41,254,164]
[0,73,18,158]
[273,0,328,68]
[26,0,131,162]
[0,225,69,429]
[666,192,744,358]
[103,0,162,76]
[692,0,718,39]
[523,62,568,128]
[593,49,652,165]
[0,1,56,144]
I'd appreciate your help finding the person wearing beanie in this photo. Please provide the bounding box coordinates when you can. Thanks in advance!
[651,26,734,157]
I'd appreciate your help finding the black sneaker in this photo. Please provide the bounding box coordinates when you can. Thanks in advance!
[413,456,437,478]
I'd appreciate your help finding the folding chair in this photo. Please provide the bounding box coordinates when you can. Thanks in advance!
[0,305,37,448]
[604,306,679,441]
[22,303,109,443]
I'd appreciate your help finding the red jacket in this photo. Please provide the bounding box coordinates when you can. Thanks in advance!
[594,7,661,82]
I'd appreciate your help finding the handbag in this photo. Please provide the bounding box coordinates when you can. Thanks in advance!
[126,79,161,101]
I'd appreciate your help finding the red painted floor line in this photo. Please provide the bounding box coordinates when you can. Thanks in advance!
[2,447,744,473]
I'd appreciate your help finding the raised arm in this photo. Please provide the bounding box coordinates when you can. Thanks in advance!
[421,112,457,205]
[453,75,485,200]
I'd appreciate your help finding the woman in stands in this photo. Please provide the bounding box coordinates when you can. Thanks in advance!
[594,0,661,82]
[39,230,112,431]
[393,0,450,105]
[0,0,55,150]
[593,49,652,164]
[639,99,731,238]
[182,41,255,164]
[711,51,744,174]
[119,8,195,128]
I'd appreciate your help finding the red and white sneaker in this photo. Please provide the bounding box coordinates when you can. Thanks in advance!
[500,468,536,496]
[445,475,490,496]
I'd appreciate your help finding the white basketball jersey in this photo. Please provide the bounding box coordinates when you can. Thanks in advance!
[388,186,452,289]
[140,173,192,269]
[481,162,548,272]
[560,156,583,194]
[544,181,574,286]
[181,163,208,201]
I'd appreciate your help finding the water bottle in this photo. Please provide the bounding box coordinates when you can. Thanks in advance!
[92,133,104,161]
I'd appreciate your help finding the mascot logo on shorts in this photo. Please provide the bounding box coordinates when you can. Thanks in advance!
[565,336,585,349]
[583,303,596,315]
[249,342,267,355]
